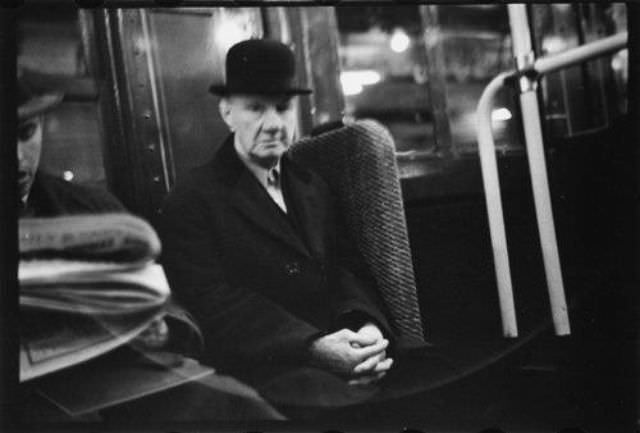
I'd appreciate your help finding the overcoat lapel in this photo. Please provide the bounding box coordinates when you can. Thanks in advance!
[212,136,310,256]
[281,156,327,259]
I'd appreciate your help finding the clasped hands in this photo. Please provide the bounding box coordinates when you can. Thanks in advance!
[309,322,393,385]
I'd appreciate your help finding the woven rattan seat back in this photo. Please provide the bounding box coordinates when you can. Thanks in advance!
[290,119,424,341]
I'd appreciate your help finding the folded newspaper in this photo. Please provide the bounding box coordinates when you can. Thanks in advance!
[19,213,161,264]
[19,214,170,382]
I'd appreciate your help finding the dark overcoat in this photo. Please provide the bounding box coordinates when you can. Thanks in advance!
[157,135,393,383]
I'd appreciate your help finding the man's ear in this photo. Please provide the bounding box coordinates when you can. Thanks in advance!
[219,98,233,129]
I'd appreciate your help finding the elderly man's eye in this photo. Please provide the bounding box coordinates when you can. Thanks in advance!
[18,122,38,142]
[276,102,292,112]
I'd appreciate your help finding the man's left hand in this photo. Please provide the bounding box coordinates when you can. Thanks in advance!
[131,317,170,350]
[356,321,385,343]
[348,321,393,385]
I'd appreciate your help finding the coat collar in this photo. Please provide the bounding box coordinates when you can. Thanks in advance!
[210,134,311,187]
[209,135,321,257]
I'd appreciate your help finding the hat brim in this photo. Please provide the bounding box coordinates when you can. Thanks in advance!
[209,84,312,96]
[18,92,64,120]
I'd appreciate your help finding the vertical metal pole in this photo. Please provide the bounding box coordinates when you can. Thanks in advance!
[476,72,519,338]
[508,4,571,335]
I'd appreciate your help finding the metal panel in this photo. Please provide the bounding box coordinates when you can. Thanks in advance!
[93,9,171,223]
[276,7,346,135]
[283,7,315,137]
[145,7,263,184]
[90,10,133,206]
[303,7,345,127]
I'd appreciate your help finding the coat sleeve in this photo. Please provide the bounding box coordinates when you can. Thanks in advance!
[157,186,321,369]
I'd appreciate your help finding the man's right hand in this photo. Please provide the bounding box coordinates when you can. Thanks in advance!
[309,329,389,376]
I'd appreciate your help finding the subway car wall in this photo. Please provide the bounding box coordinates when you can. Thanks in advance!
[5,2,637,429]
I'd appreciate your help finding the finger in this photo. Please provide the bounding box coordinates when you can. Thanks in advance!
[354,339,388,360]
[373,357,394,373]
[132,319,169,349]
[353,354,382,374]
[346,329,378,347]
[358,323,383,339]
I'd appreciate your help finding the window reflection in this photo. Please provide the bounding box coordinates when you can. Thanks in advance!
[532,3,627,140]
[335,3,626,176]
[336,6,435,161]
[335,5,522,179]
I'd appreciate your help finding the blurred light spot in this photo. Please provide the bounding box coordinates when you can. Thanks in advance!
[542,36,568,54]
[215,21,250,53]
[551,3,573,12]
[390,29,410,53]
[611,57,622,71]
[491,108,512,122]
[63,170,74,182]
[340,70,381,96]
[134,36,150,55]
[611,49,627,71]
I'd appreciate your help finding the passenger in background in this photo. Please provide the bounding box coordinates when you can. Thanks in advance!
[17,77,122,218]
[16,72,283,423]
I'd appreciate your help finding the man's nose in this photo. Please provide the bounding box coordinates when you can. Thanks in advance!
[262,107,284,131]
[17,143,25,164]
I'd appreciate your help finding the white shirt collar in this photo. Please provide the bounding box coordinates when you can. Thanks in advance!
[236,153,281,189]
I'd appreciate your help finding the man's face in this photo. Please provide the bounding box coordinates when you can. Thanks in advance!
[220,94,296,168]
[17,115,43,200]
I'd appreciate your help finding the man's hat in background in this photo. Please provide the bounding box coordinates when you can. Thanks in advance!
[18,70,64,121]
[209,39,312,96]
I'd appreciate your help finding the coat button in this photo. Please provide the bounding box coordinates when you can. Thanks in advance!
[284,261,300,275]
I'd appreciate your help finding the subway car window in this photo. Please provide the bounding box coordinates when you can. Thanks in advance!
[531,3,627,141]
[17,7,108,189]
[429,5,521,155]
[335,4,628,181]
[335,5,523,179]
[336,6,436,159]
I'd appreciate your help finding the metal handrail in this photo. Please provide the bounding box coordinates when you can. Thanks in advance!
[476,30,627,338]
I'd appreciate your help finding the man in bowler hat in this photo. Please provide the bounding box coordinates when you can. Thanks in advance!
[158,39,402,409]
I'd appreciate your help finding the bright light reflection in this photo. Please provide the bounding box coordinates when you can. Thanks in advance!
[390,29,410,53]
[340,70,381,96]
[63,171,74,182]
[491,108,512,122]
[542,36,568,54]
[216,21,250,53]
[611,49,627,71]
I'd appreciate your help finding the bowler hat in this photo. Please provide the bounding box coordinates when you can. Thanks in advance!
[18,75,64,121]
[209,39,312,96]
